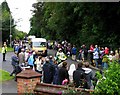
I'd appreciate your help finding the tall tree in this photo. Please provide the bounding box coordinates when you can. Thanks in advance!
[1,1,14,43]
[29,2,44,38]
[29,2,120,49]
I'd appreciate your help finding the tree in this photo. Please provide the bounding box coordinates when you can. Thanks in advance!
[12,28,27,40]
[29,2,44,38]
[29,2,120,49]
[1,1,14,43]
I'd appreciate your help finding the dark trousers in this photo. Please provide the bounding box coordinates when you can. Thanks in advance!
[10,64,16,75]
[3,53,6,61]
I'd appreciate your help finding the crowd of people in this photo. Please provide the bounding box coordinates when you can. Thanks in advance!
[1,39,120,90]
[52,40,120,69]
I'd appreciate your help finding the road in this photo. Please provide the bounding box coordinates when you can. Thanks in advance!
[0,52,17,94]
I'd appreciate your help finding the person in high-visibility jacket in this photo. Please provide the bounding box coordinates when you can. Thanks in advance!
[2,42,7,61]
[56,48,67,64]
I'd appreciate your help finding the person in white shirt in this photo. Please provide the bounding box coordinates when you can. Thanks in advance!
[34,56,43,74]
[25,49,30,62]
[93,49,99,68]
[68,64,76,83]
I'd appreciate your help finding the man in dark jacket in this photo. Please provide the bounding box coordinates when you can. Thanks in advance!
[53,60,59,85]
[43,58,54,84]
[10,52,22,81]
[73,62,85,88]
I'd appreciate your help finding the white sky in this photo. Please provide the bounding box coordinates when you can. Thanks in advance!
[0,0,37,33]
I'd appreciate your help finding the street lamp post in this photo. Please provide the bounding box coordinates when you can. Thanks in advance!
[10,14,12,47]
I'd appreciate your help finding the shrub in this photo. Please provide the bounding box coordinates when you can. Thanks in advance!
[93,61,120,95]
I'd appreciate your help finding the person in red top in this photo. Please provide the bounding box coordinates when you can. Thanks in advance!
[104,47,109,55]
[90,45,94,52]
[89,45,94,65]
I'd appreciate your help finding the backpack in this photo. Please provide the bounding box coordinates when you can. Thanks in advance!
[73,69,87,88]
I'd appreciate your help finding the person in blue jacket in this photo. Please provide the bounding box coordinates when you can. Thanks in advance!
[71,45,77,61]
[27,52,34,69]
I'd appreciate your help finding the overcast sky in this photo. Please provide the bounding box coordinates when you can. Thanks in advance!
[0,0,37,33]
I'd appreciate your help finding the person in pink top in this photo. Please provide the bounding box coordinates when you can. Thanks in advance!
[90,45,94,52]
[104,47,109,55]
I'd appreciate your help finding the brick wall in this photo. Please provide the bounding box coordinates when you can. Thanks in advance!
[16,68,42,94]
[17,77,40,94]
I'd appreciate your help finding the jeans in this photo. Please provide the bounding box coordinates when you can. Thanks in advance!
[94,59,99,68]
[103,62,108,69]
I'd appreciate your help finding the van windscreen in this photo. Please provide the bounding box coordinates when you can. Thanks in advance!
[33,42,46,47]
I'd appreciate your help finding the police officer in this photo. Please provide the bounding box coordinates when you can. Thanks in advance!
[2,42,7,61]
[56,48,67,64]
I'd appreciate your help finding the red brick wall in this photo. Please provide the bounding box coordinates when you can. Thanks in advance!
[17,77,40,94]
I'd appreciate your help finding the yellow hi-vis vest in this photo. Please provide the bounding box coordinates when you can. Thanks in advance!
[1,46,7,53]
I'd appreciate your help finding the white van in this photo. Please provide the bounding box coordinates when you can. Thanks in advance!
[31,38,47,56]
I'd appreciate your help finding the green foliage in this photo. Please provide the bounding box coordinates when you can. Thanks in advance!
[0,1,11,42]
[0,1,26,43]
[0,69,14,82]
[93,61,120,95]
[12,29,27,40]
[29,2,120,48]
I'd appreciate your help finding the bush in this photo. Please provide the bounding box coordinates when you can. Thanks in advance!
[93,61,120,95]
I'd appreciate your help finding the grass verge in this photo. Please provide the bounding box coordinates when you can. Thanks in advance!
[0,69,14,83]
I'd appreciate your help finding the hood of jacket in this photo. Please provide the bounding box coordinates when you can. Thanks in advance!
[82,68,92,74]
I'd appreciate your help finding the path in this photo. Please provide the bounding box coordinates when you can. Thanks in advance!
[0,52,17,94]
